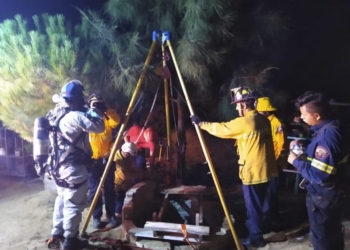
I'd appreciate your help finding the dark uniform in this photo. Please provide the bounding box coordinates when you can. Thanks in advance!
[292,120,348,250]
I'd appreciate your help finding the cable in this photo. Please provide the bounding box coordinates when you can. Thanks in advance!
[135,79,162,143]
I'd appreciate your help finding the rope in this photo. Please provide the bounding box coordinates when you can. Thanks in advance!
[131,92,144,114]
[135,80,162,143]
[181,224,196,250]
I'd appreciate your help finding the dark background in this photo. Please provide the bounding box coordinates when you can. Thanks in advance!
[1,0,350,101]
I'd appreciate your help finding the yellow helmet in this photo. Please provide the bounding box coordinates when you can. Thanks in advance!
[256,97,277,112]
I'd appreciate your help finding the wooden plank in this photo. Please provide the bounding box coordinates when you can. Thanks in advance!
[134,229,206,243]
[160,185,243,195]
[162,185,207,194]
[144,221,210,235]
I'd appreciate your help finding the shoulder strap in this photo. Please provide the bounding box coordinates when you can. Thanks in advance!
[58,131,85,163]
[51,109,75,168]
[52,109,71,148]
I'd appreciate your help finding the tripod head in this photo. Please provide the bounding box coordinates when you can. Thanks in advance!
[152,30,171,45]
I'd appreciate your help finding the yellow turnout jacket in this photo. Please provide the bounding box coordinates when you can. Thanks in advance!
[200,110,278,185]
[89,108,120,159]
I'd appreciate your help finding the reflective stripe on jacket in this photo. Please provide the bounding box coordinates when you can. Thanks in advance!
[200,110,277,185]
[89,108,120,159]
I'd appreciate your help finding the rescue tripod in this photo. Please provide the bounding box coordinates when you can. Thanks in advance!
[81,31,243,250]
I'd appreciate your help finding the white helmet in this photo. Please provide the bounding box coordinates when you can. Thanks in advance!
[121,142,138,156]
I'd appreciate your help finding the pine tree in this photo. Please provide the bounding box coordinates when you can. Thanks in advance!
[90,0,288,173]
[0,14,102,140]
[97,0,237,176]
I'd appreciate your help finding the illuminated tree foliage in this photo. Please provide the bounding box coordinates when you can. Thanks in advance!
[0,1,287,146]
[103,0,235,93]
[0,14,92,140]
[74,0,288,173]
[100,0,287,113]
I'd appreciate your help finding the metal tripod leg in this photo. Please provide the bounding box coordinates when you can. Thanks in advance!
[161,44,171,162]
[163,32,244,250]
[80,37,158,236]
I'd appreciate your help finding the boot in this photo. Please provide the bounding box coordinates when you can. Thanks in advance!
[46,234,64,249]
[62,237,89,250]
[93,218,102,229]
[241,237,266,249]
[105,216,120,229]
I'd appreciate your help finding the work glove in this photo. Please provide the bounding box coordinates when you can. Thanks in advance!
[92,101,108,113]
[190,115,202,126]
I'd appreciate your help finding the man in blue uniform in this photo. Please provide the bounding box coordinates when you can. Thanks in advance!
[288,91,347,250]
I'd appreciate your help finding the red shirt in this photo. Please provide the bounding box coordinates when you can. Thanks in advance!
[126,125,156,154]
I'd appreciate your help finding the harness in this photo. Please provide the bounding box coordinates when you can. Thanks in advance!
[47,107,88,189]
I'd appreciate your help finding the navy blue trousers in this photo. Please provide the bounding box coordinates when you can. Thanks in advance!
[88,159,116,219]
[133,150,146,185]
[115,188,126,214]
[306,192,344,250]
[263,177,279,222]
[243,182,269,242]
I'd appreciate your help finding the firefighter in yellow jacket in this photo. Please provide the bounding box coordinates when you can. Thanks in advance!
[191,87,277,248]
[257,97,286,231]
[113,142,139,217]
[87,94,121,229]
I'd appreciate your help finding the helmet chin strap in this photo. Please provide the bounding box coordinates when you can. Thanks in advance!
[238,102,247,116]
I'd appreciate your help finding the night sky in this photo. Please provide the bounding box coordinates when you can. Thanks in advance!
[1,0,350,101]
[0,0,106,24]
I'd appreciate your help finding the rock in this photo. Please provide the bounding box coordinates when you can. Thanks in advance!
[122,181,156,229]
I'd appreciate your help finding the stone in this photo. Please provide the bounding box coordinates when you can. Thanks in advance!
[122,181,156,228]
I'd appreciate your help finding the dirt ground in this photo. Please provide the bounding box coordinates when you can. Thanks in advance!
[1,177,350,250]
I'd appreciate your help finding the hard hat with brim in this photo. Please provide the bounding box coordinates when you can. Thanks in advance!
[230,86,261,104]
[256,97,277,111]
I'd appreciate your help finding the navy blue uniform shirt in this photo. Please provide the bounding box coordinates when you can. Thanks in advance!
[293,120,348,193]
